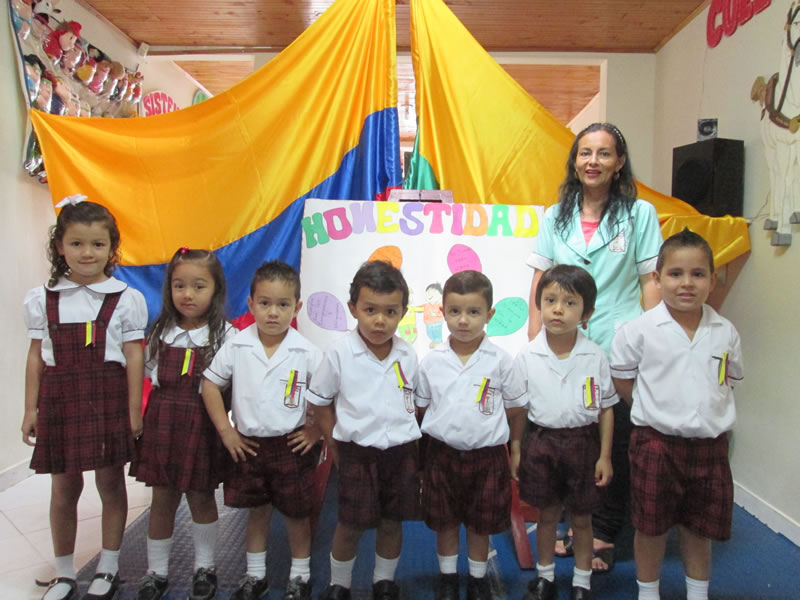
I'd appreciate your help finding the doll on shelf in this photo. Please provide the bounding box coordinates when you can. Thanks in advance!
[87,58,112,94]
[42,20,81,61]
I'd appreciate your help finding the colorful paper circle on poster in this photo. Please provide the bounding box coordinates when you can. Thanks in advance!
[140,90,180,116]
[368,245,402,268]
[487,297,528,336]
[193,89,209,105]
[306,291,348,331]
[447,243,481,273]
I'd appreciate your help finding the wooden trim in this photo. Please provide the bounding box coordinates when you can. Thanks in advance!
[654,0,711,52]
[72,0,139,49]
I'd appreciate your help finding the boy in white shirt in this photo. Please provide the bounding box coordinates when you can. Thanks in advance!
[513,265,617,600]
[308,260,421,600]
[610,229,743,600]
[415,270,527,600]
[203,261,322,600]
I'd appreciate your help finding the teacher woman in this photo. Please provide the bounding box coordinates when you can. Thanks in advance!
[526,122,663,572]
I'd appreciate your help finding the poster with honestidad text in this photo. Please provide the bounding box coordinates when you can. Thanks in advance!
[297,199,544,359]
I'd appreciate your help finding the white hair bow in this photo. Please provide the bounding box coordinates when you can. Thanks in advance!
[55,194,88,208]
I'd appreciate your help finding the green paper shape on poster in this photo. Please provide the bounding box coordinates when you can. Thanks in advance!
[193,89,209,104]
[488,297,528,337]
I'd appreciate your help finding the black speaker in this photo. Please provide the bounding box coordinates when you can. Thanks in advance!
[671,138,744,217]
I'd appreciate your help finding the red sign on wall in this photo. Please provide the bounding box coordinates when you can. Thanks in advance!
[140,90,181,116]
[707,0,771,48]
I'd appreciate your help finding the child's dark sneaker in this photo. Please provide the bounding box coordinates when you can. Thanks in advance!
[283,576,312,600]
[230,575,269,600]
[372,579,399,600]
[467,575,491,600]
[436,573,459,600]
[320,584,351,600]
[135,573,168,600]
[523,577,556,600]
[189,567,217,599]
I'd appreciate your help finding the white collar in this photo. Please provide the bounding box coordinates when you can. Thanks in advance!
[528,327,595,358]
[347,328,407,361]
[47,276,127,294]
[652,301,722,328]
[233,323,305,349]
[161,323,210,345]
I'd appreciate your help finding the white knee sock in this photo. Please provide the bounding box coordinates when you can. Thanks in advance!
[146,536,172,576]
[43,554,75,600]
[437,554,458,575]
[330,555,355,588]
[468,558,487,578]
[87,548,120,595]
[289,556,311,582]
[685,576,709,600]
[191,521,217,570]
[246,551,267,579]
[373,553,399,583]
[536,562,555,583]
[637,579,660,600]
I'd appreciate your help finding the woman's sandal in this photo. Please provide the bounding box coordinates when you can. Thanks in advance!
[592,546,616,574]
[554,532,574,557]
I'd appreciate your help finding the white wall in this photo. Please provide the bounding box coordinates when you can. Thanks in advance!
[491,52,657,187]
[0,1,203,482]
[654,2,800,539]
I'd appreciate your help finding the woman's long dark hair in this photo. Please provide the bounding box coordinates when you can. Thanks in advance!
[146,248,228,362]
[554,122,637,238]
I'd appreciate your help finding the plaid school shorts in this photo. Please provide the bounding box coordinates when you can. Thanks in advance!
[629,426,733,540]
[336,440,421,529]
[422,436,511,535]
[518,424,604,515]
[223,431,316,518]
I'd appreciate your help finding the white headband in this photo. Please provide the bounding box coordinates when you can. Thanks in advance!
[55,194,88,209]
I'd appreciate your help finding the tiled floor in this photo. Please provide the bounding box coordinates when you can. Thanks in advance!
[0,471,151,599]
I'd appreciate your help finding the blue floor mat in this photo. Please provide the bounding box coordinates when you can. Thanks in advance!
[77,471,800,599]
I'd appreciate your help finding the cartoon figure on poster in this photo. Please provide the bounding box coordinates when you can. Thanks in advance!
[11,0,33,40]
[421,282,444,347]
[751,2,800,239]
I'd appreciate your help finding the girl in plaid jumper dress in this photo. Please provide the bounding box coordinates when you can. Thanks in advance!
[22,197,147,600]
[131,248,233,600]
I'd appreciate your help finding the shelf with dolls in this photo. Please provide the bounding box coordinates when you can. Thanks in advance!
[8,0,145,183]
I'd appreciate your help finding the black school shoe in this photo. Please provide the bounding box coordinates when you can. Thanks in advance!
[435,573,459,600]
[571,587,594,600]
[283,576,312,600]
[522,577,556,600]
[320,584,351,600]
[372,579,400,600]
[467,575,491,600]
[41,577,77,600]
[134,573,168,600]
[189,567,217,599]
[230,575,269,600]
[82,573,121,600]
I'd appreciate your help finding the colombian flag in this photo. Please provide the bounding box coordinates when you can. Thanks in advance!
[31,0,401,324]
[405,0,749,268]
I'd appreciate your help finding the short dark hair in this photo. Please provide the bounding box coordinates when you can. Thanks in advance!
[425,282,443,294]
[535,265,597,318]
[656,228,715,273]
[250,260,301,300]
[349,260,409,307]
[443,270,493,308]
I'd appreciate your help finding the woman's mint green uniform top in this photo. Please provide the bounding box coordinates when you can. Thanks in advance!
[527,199,663,354]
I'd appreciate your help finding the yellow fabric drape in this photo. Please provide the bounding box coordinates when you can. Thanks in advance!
[409,0,750,267]
[31,0,397,266]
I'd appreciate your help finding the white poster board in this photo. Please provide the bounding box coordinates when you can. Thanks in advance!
[297,198,544,359]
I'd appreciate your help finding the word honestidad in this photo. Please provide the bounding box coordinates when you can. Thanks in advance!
[302,201,540,248]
